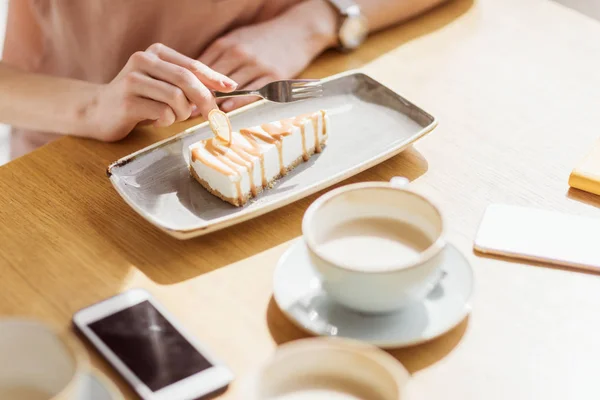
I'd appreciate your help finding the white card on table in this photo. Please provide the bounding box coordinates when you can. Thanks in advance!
[474,204,600,271]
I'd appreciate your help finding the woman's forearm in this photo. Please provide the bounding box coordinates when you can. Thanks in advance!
[0,63,99,137]
[287,0,450,56]
[358,0,450,33]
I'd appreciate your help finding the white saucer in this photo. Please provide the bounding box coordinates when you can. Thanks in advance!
[75,372,121,400]
[273,240,474,348]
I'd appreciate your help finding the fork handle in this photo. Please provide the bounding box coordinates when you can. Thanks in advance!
[213,90,261,99]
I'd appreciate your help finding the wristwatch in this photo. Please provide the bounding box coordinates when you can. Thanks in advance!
[324,0,368,51]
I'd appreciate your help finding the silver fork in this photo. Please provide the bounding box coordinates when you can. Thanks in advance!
[213,79,323,103]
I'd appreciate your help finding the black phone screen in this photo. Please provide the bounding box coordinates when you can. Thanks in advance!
[88,300,213,392]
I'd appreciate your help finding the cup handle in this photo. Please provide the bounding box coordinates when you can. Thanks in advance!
[389,176,409,188]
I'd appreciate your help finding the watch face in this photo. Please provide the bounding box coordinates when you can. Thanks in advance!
[340,15,368,50]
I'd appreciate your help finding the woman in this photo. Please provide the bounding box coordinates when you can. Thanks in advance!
[1,0,447,159]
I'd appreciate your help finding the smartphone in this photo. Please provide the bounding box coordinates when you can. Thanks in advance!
[73,289,233,400]
[474,204,600,271]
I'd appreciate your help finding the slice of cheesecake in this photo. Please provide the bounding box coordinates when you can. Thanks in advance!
[189,110,329,206]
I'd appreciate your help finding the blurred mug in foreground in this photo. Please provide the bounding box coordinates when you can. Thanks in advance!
[0,319,120,400]
[244,337,411,399]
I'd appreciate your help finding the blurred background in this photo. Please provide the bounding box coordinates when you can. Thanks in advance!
[0,0,597,166]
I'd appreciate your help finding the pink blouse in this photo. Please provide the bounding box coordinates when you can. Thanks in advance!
[3,0,300,158]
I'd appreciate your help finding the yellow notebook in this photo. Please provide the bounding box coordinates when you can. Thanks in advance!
[569,140,600,196]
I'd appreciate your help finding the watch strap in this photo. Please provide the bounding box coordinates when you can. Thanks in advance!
[325,0,358,14]
[323,0,364,51]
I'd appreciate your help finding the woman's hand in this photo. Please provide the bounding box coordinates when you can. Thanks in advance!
[198,0,337,113]
[87,43,237,142]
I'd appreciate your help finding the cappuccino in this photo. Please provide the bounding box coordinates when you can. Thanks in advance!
[318,217,432,270]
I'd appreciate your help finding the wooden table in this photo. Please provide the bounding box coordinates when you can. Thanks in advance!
[2,0,600,398]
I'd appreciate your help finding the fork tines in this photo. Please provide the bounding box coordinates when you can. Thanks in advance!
[290,80,324,100]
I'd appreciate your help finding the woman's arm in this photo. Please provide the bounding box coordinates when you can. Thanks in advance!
[304,0,452,48]
[0,63,100,138]
[199,0,449,112]
[0,44,237,141]
[349,0,450,33]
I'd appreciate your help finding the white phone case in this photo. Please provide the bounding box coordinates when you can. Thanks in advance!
[474,204,600,271]
[73,289,233,400]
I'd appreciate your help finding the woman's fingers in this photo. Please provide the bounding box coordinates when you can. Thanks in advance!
[154,107,177,127]
[220,95,260,112]
[228,65,265,92]
[116,43,243,126]
[146,43,237,92]
[210,52,245,77]
[124,72,193,122]
[197,38,229,67]
[130,51,218,118]
[122,96,176,131]
[220,76,272,112]
[214,65,266,107]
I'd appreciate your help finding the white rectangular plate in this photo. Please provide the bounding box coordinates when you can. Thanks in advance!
[107,71,437,239]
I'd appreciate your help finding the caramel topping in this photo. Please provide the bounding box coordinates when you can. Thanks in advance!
[191,111,325,200]
[260,156,266,187]
[261,122,291,138]
[205,139,245,173]
[300,124,308,161]
[240,127,277,144]
[230,146,257,196]
[191,147,236,176]
[235,181,242,205]
[275,141,284,176]
[311,114,321,153]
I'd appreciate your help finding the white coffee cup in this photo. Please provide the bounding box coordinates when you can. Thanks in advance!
[243,337,410,400]
[302,177,446,314]
[0,319,121,400]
